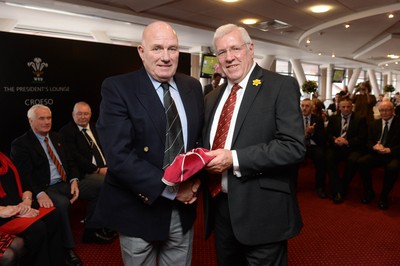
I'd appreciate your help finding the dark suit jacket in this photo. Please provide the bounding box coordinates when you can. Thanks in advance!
[326,112,367,150]
[204,84,213,95]
[203,64,305,245]
[92,68,204,241]
[367,116,400,157]
[307,114,325,147]
[59,121,103,177]
[10,130,79,198]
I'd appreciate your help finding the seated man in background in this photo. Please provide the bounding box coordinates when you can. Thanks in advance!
[325,98,367,204]
[59,101,116,243]
[301,98,327,198]
[10,104,110,266]
[357,100,400,210]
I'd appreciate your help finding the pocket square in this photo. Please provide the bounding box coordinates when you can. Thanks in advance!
[162,148,214,186]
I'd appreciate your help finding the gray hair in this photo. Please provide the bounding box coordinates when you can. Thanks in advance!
[213,24,252,51]
[27,104,51,119]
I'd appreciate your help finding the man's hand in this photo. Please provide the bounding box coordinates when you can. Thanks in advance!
[0,205,21,218]
[70,180,80,204]
[17,208,39,218]
[176,178,201,205]
[205,149,233,174]
[37,193,54,208]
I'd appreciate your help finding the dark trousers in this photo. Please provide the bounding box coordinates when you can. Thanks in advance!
[45,177,101,248]
[19,209,63,266]
[214,193,288,266]
[358,153,400,198]
[306,145,326,190]
[326,147,363,194]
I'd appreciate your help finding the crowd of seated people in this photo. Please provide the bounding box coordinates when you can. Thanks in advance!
[1,102,116,266]
[301,83,400,210]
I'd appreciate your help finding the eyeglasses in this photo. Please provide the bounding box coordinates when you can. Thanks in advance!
[379,109,393,113]
[75,112,91,117]
[216,43,249,58]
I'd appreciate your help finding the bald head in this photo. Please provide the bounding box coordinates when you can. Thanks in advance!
[138,21,179,82]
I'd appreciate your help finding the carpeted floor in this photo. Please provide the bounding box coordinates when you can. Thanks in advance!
[71,162,400,265]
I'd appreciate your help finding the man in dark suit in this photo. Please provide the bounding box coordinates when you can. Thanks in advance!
[357,100,400,209]
[301,98,327,198]
[325,97,367,204]
[59,101,116,243]
[202,24,305,266]
[92,21,204,265]
[204,72,222,96]
[10,104,107,266]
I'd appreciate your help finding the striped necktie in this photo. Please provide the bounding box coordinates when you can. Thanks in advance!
[161,83,184,170]
[380,121,389,145]
[341,116,348,137]
[44,137,67,182]
[209,84,241,197]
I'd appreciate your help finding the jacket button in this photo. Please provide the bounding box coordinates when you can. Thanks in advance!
[144,146,149,152]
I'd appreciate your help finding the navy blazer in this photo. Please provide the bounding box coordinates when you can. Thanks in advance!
[59,121,103,177]
[92,68,204,241]
[367,116,400,157]
[202,64,305,245]
[10,130,79,197]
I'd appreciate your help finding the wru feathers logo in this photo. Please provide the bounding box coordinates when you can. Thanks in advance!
[27,57,48,82]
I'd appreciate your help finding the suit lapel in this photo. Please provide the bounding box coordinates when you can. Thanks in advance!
[27,130,47,159]
[232,65,264,145]
[204,84,228,149]
[136,68,167,145]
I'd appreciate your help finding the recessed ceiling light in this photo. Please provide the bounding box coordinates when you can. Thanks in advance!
[387,54,400,59]
[318,52,322,56]
[306,38,311,44]
[310,5,332,13]
[388,13,394,19]
[242,19,258,25]
[221,0,239,2]
[395,62,399,65]
[331,53,335,58]
[344,24,350,29]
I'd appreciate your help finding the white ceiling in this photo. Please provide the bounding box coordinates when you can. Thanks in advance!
[1,0,400,74]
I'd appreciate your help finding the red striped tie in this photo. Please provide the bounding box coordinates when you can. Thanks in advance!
[44,137,67,182]
[209,84,241,197]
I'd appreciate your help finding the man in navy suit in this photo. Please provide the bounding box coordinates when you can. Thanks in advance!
[92,21,204,265]
[357,100,400,209]
[59,101,116,243]
[325,98,367,204]
[202,24,305,266]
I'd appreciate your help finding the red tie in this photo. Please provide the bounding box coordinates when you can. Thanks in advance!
[209,84,241,197]
[44,137,67,182]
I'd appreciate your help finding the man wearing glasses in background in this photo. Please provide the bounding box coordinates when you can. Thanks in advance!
[357,100,400,210]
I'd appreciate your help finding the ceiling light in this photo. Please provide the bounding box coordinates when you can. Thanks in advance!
[242,19,258,25]
[310,5,332,13]
[332,53,335,58]
[344,24,350,29]
[388,54,400,59]
[221,0,239,2]
[396,62,399,65]
[318,52,322,56]
[306,38,311,44]
[388,13,394,19]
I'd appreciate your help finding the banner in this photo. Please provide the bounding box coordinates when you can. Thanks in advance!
[0,32,191,153]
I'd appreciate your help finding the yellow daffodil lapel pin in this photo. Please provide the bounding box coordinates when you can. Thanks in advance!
[252,79,262,86]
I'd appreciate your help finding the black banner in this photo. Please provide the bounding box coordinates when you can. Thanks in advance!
[0,32,191,153]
